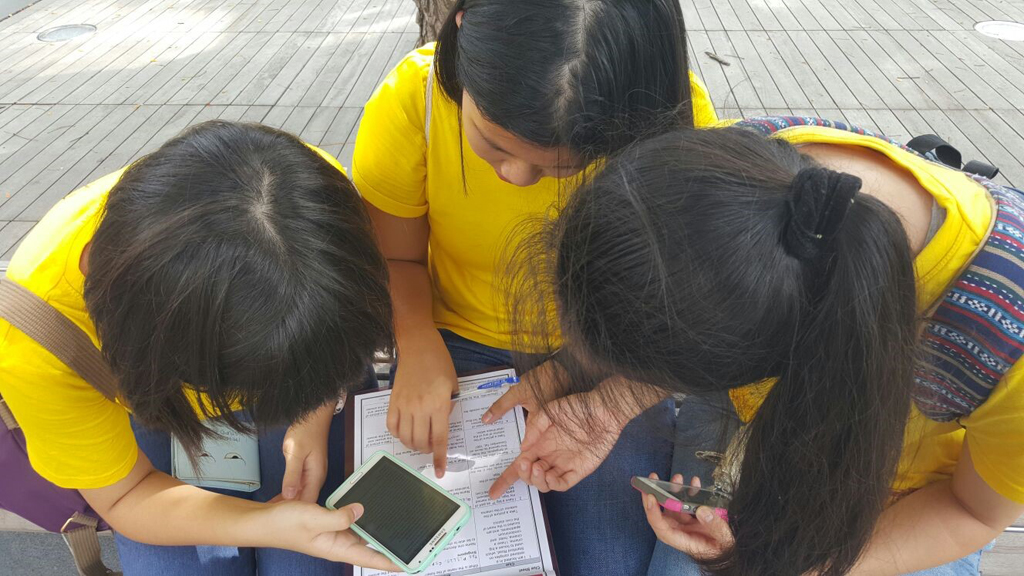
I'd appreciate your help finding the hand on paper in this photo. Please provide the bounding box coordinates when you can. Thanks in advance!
[488,391,620,498]
[387,330,459,477]
[281,401,335,502]
[267,499,399,571]
[642,473,733,561]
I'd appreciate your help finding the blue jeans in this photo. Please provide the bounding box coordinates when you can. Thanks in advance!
[646,396,988,576]
[115,407,351,575]
[435,329,674,576]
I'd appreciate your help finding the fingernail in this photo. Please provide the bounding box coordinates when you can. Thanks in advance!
[519,461,529,473]
[482,412,493,424]
[351,504,364,520]
[698,508,713,523]
[283,487,297,499]
[645,496,653,511]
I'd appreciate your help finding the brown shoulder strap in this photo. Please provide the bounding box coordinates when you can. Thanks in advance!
[0,278,118,401]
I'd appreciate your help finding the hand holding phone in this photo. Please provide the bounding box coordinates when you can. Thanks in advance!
[636,473,734,561]
[326,451,471,574]
[631,475,729,520]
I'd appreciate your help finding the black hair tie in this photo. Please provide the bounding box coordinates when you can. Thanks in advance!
[782,167,862,261]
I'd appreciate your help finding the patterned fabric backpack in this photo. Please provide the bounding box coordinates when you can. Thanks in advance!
[736,116,1021,423]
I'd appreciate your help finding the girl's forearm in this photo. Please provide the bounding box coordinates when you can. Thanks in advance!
[388,260,437,347]
[100,470,276,548]
[848,480,1000,575]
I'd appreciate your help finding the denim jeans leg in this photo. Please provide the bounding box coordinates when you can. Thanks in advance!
[648,393,739,576]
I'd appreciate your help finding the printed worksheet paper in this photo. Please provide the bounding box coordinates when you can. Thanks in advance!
[353,369,557,576]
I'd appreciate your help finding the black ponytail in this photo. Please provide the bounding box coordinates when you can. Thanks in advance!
[511,127,919,576]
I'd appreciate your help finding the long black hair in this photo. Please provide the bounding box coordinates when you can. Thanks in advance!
[434,0,694,162]
[511,127,919,576]
[85,120,394,457]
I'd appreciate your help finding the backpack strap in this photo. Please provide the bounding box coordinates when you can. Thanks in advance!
[907,134,1001,180]
[0,276,121,575]
[0,278,118,403]
[913,182,1024,421]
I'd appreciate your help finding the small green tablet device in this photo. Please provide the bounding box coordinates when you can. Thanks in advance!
[326,451,472,574]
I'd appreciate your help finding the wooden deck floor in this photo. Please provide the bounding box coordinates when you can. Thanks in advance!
[2,0,1024,572]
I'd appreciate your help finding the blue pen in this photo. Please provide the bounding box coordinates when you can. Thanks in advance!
[476,375,520,390]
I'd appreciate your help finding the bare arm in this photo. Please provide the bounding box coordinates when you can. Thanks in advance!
[79,452,397,569]
[365,201,458,476]
[849,442,1024,575]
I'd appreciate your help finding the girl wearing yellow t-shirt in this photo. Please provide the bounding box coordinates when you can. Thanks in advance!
[0,121,397,574]
[494,122,1024,576]
[353,0,718,572]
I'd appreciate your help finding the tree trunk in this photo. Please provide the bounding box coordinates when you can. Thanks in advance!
[414,0,456,46]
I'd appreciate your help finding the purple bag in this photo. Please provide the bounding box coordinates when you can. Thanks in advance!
[0,276,120,576]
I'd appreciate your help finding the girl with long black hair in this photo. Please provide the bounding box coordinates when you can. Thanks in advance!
[353,1,718,573]
[493,120,1024,575]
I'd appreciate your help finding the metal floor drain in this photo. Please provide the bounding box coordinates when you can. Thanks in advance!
[36,24,96,42]
[975,20,1024,42]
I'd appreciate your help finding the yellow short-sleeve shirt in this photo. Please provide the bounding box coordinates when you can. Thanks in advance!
[0,146,346,489]
[724,121,1024,503]
[352,43,719,350]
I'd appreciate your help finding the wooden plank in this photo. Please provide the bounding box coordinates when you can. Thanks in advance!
[969,109,1024,187]
[688,32,732,111]
[725,0,763,30]
[0,104,32,133]
[121,30,222,105]
[339,139,355,171]
[868,31,961,110]
[785,31,861,109]
[83,104,186,181]
[296,31,363,107]
[238,105,270,124]
[217,105,249,121]
[190,33,278,105]
[743,0,783,30]
[806,30,887,108]
[258,0,303,33]
[319,106,360,157]
[0,221,33,260]
[679,0,705,32]
[798,0,844,30]
[867,109,912,142]
[706,31,763,110]
[981,531,1024,576]
[342,31,400,107]
[250,32,325,106]
[836,0,883,31]
[209,32,295,105]
[299,106,339,146]
[278,32,347,107]
[840,108,878,131]
[320,32,383,107]
[166,32,251,105]
[365,0,405,34]
[260,105,294,128]
[911,31,1016,110]
[106,32,197,105]
[829,31,913,110]
[725,31,787,109]
[948,31,1024,94]
[846,31,937,110]
[20,104,159,220]
[847,0,902,30]
[280,106,317,135]
[776,0,819,31]
[0,107,50,162]
[350,0,387,33]
[1,0,178,101]
[379,32,418,85]
[0,104,111,220]
[12,105,134,221]
[691,0,722,31]
[766,30,838,110]
[0,104,80,187]
[26,33,148,105]
[312,0,360,33]
[888,31,988,110]
[710,0,743,31]
[943,109,1024,185]
[994,110,1024,144]
[61,34,159,104]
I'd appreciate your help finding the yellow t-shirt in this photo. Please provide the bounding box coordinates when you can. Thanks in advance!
[353,43,719,350]
[0,147,347,490]
[725,121,1024,503]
